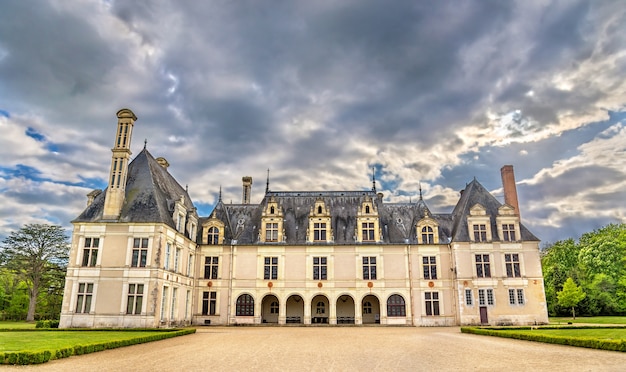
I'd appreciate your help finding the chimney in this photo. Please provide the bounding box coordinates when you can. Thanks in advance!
[242,176,252,204]
[500,165,520,217]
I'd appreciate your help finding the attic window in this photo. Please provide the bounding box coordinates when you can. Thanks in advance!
[270,206,275,214]
[365,206,370,214]
[318,206,322,214]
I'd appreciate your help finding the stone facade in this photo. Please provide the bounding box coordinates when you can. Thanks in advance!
[59,109,549,328]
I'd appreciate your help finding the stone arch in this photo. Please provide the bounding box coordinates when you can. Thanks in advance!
[311,294,329,324]
[335,294,355,324]
[361,294,381,324]
[261,294,279,323]
[285,294,304,324]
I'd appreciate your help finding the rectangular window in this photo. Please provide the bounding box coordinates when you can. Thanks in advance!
[465,289,473,306]
[131,238,148,268]
[508,289,516,305]
[422,256,437,280]
[82,237,99,267]
[160,286,168,321]
[362,256,377,280]
[475,254,491,278]
[177,214,184,232]
[486,289,494,305]
[75,283,93,313]
[478,289,486,306]
[313,257,327,280]
[188,254,193,276]
[202,291,217,315]
[473,224,487,242]
[508,288,525,305]
[185,290,191,320]
[264,257,278,280]
[505,253,521,278]
[204,256,219,279]
[517,289,525,305]
[425,292,440,316]
[266,223,278,242]
[502,224,516,241]
[174,248,181,273]
[362,222,375,242]
[313,223,327,241]
[164,243,171,270]
[126,284,144,315]
[170,288,177,319]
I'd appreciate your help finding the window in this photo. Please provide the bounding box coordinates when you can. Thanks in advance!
[465,289,473,306]
[188,254,193,276]
[479,289,494,306]
[204,256,219,279]
[186,290,191,320]
[509,289,525,305]
[171,288,177,319]
[177,214,184,232]
[174,248,181,272]
[387,294,406,317]
[362,222,375,242]
[270,301,279,314]
[363,301,372,314]
[425,292,440,316]
[475,254,491,278]
[473,224,487,242]
[208,227,219,245]
[75,283,93,313]
[502,224,516,241]
[316,301,325,314]
[160,287,168,321]
[317,206,323,214]
[82,238,99,267]
[362,256,377,280]
[313,223,327,241]
[422,256,437,280]
[264,257,278,280]
[505,253,521,278]
[203,291,217,315]
[126,284,144,315]
[313,257,327,280]
[236,294,254,316]
[131,238,148,268]
[365,205,370,214]
[421,226,434,244]
[266,223,278,242]
[164,243,171,270]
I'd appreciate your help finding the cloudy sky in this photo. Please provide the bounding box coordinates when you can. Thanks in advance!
[1,0,625,245]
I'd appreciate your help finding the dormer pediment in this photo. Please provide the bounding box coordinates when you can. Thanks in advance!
[498,204,516,216]
[469,204,487,216]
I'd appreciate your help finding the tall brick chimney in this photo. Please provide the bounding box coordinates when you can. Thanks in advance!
[501,165,520,217]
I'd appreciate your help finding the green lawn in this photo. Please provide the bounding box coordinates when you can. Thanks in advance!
[0,330,182,353]
[550,316,626,325]
[0,321,36,329]
[499,328,626,340]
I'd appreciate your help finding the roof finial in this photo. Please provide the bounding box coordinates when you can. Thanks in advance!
[419,182,423,201]
[144,139,147,150]
[185,184,188,193]
[266,169,270,194]
[218,185,222,202]
[371,167,377,192]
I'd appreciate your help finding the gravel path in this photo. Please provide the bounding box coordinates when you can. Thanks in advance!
[6,327,626,371]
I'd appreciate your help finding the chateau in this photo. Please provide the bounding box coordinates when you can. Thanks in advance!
[59,109,549,327]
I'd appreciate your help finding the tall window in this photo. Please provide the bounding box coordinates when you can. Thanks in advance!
[188,254,193,276]
[177,214,184,232]
[362,256,377,280]
[170,288,177,319]
[131,238,148,268]
[473,224,487,242]
[422,256,437,279]
[465,289,473,306]
[313,257,327,280]
[264,257,278,280]
[479,289,494,305]
[270,301,279,314]
[82,237,99,267]
[509,289,525,305]
[363,301,372,314]
[208,227,219,245]
[313,223,327,241]
[202,291,217,315]
[160,287,168,321]
[387,294,406,317]
[75,283,93,313]
[126,284,144,315]
[236,294,254,316]
[266,223,278,242]
[505,253,521,278]
[421,226,434,244]
[425,292,440,316]
[164,243,171,270]
[502,224,516,241]
[204,257,219,279]
[475,254,491,278]
[174,248,181,273]
[362,222,375,241]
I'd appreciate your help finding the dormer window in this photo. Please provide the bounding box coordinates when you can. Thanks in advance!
[260,197,284,243]
[173,196,187,234]
[318,206,323,214]
[422,226,434,244]
[467,204,492,243]
[307,198,332,243]
[473,224,487,242]
[356,196,380,243]
[496,205,520,242]
[417,216,439,244]
[208,227,220,244]
[502,224,515,241]
[365,205,370,214]
[266,223,278,242]
[270,206,275,214]
[202,214,225,245]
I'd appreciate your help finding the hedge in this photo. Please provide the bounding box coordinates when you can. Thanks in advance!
[0,328,196,365]
[461,326,626,352]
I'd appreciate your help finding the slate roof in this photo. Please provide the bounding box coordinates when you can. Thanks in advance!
[74,148,197,235]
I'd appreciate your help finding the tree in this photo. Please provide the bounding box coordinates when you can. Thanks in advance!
[557,277,586,319]
[0,224,69,321]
